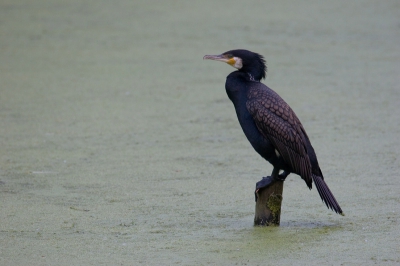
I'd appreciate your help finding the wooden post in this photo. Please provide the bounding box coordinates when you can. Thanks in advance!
[254,180,284,226]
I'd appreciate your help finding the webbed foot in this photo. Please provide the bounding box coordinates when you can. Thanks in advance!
[254,176,275,202]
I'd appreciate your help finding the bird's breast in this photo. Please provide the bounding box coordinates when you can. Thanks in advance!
[231,96,276,160]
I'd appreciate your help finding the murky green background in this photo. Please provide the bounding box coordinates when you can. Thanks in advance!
[1,1,399,265]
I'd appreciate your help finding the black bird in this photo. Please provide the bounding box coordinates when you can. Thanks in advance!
[204,49,343,215]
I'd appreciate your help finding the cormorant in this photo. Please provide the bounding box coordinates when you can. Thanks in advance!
[204,49,343,215]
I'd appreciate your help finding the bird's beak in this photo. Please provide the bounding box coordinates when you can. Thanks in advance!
[203,54,227,62]
[203,54,235,65]
[204,54,242,69]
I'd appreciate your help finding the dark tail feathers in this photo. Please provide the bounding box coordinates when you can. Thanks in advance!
[312,174,344,215]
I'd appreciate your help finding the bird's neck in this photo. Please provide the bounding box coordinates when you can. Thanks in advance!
[225,74,259,105]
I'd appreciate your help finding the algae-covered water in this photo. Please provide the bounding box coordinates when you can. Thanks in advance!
[1,1,399,265]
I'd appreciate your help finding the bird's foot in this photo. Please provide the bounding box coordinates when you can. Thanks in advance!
[254,176,275,202]
[256,176,275,190]
[254,173,288,202]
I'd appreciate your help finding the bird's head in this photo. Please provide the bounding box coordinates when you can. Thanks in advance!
[203,49,267,81]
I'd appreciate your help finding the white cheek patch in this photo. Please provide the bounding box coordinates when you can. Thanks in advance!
[233,57,243,69]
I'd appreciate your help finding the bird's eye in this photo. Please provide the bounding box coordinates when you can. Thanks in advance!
[224,54,233,58]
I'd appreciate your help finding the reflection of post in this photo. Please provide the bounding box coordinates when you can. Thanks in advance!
[254,180,284,226]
